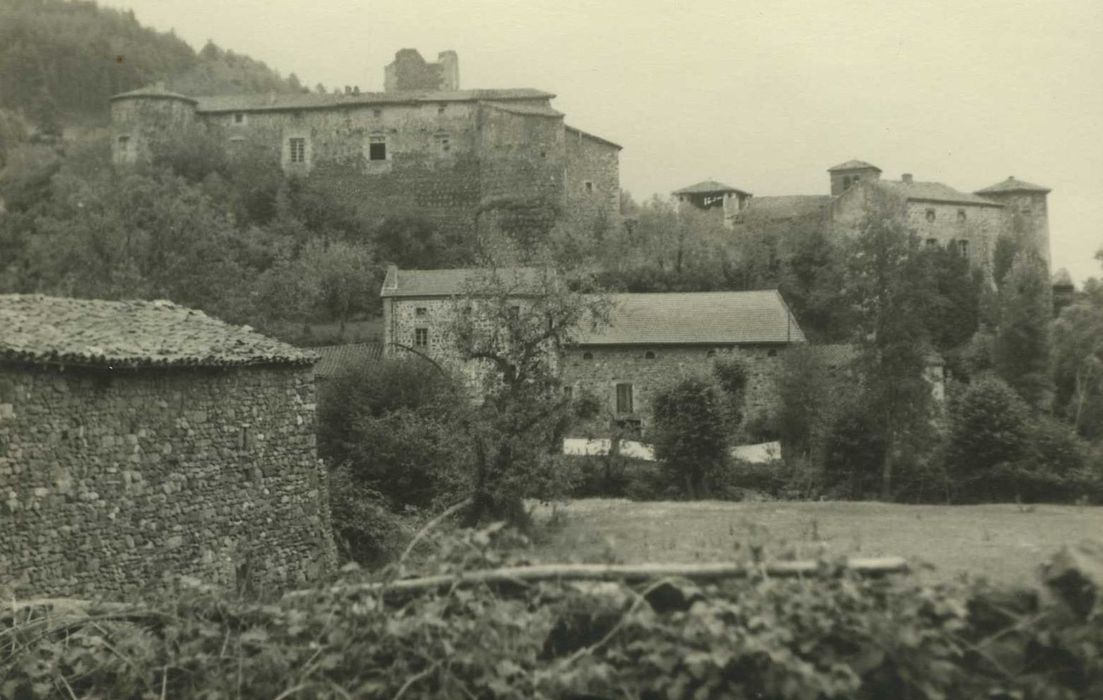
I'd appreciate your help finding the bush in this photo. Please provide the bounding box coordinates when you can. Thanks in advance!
[327,464,411,567]
[652,377,730,498]
[946,376,1031,501]
[823,405,886,499]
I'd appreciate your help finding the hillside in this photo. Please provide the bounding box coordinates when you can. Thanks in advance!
[0,0,309,133]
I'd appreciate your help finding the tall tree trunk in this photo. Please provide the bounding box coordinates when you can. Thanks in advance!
[880,428,894,501]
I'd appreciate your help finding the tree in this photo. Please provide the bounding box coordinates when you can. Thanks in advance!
[446,268,612,524]
[946,376,1030,501]
[993,251,1053,409]
[1053,274,1103,439]
[652,377,730,498]
[843,200,936,499]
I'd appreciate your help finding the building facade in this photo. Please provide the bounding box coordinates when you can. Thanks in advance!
[110,49,621,242]
[675,160,1051,273]
[380,268,806,435]
[0,295,337,598]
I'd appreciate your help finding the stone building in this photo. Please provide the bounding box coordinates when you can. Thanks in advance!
[676,160,1051,272]
[0,295,337,598]
[109,49,621,242]
[380,267,806,435]
[673,180,752,228]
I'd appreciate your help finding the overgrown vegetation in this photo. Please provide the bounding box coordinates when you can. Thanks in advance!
[2,526,1101,699]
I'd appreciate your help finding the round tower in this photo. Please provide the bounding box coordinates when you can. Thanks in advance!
[975,176,1052,267]
[109,83,198,166]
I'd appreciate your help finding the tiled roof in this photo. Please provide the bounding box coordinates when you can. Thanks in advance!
[738,195,832,222]
[0,295,316,368]
[828,160,881,172]
[182,88,554,113]
[485,101,563,118]
[673,180,751,196]
[874,180,1003,208]
[380,267,552,298]
[312,343,383,379]
[565,125,623,151]
[576,291,805,346]
[109,85,197,103]
[975,176,1051,195]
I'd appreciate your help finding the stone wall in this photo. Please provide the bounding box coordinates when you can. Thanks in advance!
[111,95,197,165]
[560,344,787,436]
[0,364,337,598]
[564,128,621,235]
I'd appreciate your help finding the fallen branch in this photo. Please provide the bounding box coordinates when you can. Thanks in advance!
[289,557,908,600]
[399,498,473,565]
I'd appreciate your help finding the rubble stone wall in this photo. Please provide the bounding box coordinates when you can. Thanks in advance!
[0,364,337,598]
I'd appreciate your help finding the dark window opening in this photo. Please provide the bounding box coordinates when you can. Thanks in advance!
[369,135,386,161]
[615,383,634,414]
[117,135,129,147]
[289,137,306,164]
[644,351,656,359]
[707,349,716,357]
[435,132,451,154]
[563,385,573,400]
[415,307,427,317]
[414,328,428,347]
[238,426,253,452]
[437,105,446,114]
[926,238,938,247]
[582,352,593,360]
[584,181,594,193]
[957,240,969,258]
[925,208,936,222]
[957,209,967,223]
[767,348,778,357]
[233,113,246,124]
[509,305,521,319]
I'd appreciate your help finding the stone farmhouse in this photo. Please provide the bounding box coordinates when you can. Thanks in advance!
[109,49,621,242]
[675,160,1051,273]
[380,267,806,435]
[0,295,336,598]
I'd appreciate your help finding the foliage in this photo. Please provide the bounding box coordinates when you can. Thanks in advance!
[1052,278,1103,440]
[994,251,1054,410]
[775,344,835,461]
[327,464,412,567]
[823,404,888,499]
[711,356,749,428]
[946,376,1031,500]
[2,527,1102,699]
[652,377,730,498]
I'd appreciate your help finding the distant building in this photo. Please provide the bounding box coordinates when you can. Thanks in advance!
[673,180,752,228]
[109,49,621,243]
[0,295,336,598]
[380,267,806,434]
[675,160,1052,272]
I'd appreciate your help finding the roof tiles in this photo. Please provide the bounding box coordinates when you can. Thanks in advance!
[975,176,1051,195]
[0,295,315,369]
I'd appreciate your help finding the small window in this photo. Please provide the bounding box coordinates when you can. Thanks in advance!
[768,349,778,358]
[957,209,966,223]
[582,352,593,360]
[233,112,246,125]
[644,351,656,359]
[238,425,253,452]
[563,385,573,400]
[437,104,446,114]
[615,383,634,415]
[584,181,594,193]
[707,349,716,357]
[415,307,427,317]
[925,209,936,222]
[540,150,547,159]
[1021,207,1032,216]
[117,135,129,148]
[288,137,306,164]
[414,328,428,347]
[369,134,386,161]
[509,305,521,319]
[373,108,382,117]
[435,132,451,155]
[957,240,969,258]
[925,238,938,247]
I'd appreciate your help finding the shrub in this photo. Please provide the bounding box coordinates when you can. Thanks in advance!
[327,463,411,566]
[946,375,1031,500]
[712,356,749,427]
[652,377,730,498]
[823,405,886,499]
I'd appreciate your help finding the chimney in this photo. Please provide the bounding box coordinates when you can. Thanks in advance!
[902,173,913,185]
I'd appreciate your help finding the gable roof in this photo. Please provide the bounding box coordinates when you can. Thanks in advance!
[313,342,384,380]
[828,160,881,172]
[673,180,751,196]
[576,291,805,346]
[874,180,1003,208]
[0,295,315,369]
[484,101,563,118]
[565,125,623,151]
[975,176,1051,195]
[183,88,554,114]
[380,267,551,298]
[738,195,832,222]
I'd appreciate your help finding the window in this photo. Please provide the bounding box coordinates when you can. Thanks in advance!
[925,208,936,222]
[437,104,446,114]
[644,351,656,359]
[415,307,427,317]
[238,425,253,452]
[117,135,129,148]
[582,352,593,360]
[767,349,778,357]
[956,240,969,258]
[926,238,938,247]
[414,328,428,347]
[615,383,634,414]
[509,305,521,320]
[1021,207,1032,216]
[233,112,246,125]
[957,209,967,223]
[563,385,574,400]
[288,137,306,164]
[435,132,451,155]
[707,349,717,357]
[584,181,594,193]
[369,134,387,161]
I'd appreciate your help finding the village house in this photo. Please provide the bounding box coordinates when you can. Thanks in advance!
[0,295,336,598]
[674,160,1051,273]
[109,49,621,242]
[380,267,806,435]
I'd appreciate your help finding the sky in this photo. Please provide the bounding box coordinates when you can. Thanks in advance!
[99,0,1103,283]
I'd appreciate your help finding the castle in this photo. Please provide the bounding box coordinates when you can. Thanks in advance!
[675,161,1051,272]
[110,49,621,243]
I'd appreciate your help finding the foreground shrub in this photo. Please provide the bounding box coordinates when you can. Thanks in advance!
[652,377,730,498]
[3,528,1101,699]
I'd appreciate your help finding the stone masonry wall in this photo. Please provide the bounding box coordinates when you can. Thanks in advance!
[564,130,621,236]
[0,364,337,598]
[560,344,787,437]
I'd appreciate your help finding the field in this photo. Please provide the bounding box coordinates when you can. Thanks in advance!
[531,499,1103,588]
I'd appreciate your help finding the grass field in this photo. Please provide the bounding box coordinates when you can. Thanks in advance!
[530,499,1103,588]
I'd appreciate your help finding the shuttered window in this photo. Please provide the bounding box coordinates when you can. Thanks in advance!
[615,383,633,414]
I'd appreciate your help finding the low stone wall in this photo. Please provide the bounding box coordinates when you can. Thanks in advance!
[0,364,337,598]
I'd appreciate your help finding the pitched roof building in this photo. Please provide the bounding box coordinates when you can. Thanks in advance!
[0,294,335,598]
